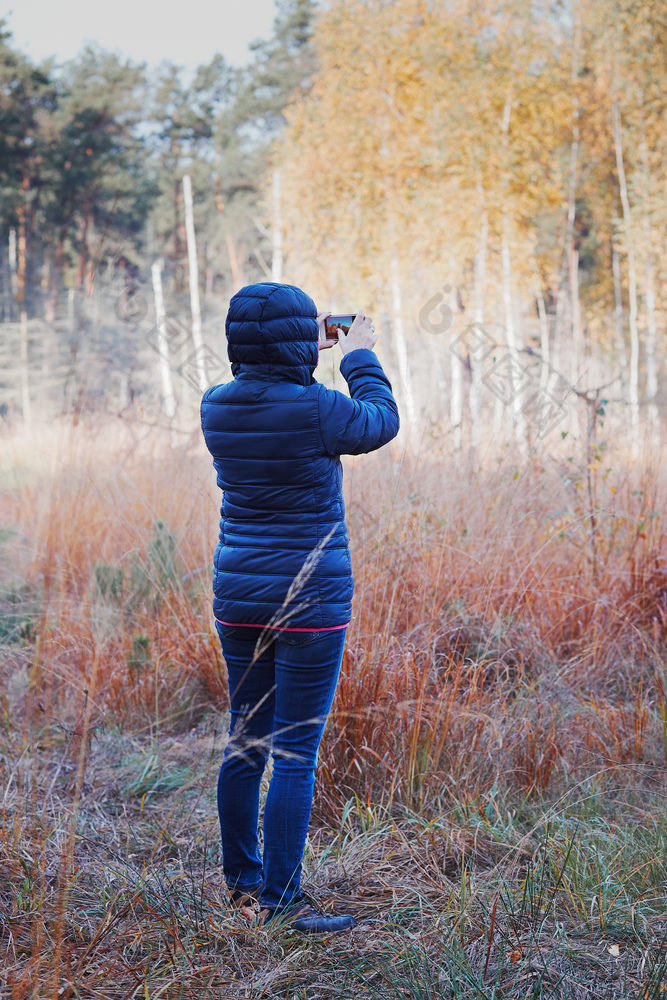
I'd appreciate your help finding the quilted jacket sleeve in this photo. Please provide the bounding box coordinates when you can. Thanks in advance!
[318,348,400,455]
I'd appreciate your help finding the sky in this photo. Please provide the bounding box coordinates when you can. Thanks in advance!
[2,0,279,71]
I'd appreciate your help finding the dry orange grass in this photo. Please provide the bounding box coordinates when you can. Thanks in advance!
[1,415,664,811]
[316,440,666,817]
[1,418,227,727]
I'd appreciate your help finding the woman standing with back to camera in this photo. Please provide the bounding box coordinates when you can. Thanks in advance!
[200,281,399,935]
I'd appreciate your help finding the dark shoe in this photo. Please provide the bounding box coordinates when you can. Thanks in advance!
[260,896,357,935]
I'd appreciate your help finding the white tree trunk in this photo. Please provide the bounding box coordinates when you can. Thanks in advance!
[471,194,487,448]
[151,259,176,419]
[642,216,659,445]
[449,258,463,450]
[501,220,526,453]
[500,92,526,453]
[271,169,283,282]
[19,309,31,427]
[612,100,640,455]
[568,244,582,379]
[43,257,55,324]
[429,336,447,424]
[182,174,207,391]
[390,253,418,450]
[612,242,628,388]
[118,374,129,410]
[8,229,18,310]
[565,9,582,380]
[536,288,550,392]
[638,93,659,446]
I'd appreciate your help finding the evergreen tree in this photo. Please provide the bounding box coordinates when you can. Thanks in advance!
[42,46,151,295]
[0,21,54,316]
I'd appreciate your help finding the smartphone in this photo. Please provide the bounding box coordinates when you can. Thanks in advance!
[324,314,356,339]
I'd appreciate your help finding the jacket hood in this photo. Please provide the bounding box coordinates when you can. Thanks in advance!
[225,282,319,386]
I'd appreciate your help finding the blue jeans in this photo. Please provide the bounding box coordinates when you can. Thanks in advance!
[215,623,347,909]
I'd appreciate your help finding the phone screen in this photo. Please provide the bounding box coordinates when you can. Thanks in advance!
[324,314,356,339]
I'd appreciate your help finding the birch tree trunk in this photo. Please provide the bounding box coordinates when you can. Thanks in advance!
[612,242,628,389]
[182,174,207,392]
[271,169,283,282]
[43,257,55,324]
[500,92,526,453]
[15,174,31,425]
[17,169,29,308]
[390,254,416,441]
[19,309,31,427]
[429,336,447,427]
[567,244,582,377]
[471,185,487,449]
[8,229,18,320]
[151,259,176,419]
[564,9,582,380]
[536,288,550,393]
[501,221,526,453]
[611,100,640,455]
[390,252,418,450]
[449,258,463,450]
[638,92,659,445]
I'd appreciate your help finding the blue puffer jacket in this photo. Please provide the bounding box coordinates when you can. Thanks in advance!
[200,282,400,630]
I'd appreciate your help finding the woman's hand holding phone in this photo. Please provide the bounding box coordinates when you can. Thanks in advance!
[317,311,377,354]
[338,312,377,355]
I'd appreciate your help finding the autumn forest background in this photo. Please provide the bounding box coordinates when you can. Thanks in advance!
[1,0,666,997]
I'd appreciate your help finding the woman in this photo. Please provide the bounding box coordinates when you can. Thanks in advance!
[200,281,399,934]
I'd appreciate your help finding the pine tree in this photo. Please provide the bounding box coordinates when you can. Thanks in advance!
[0,21,54,317]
